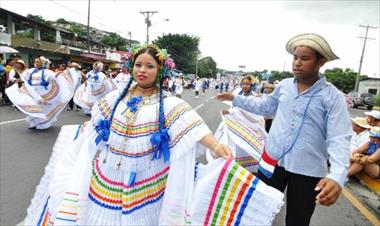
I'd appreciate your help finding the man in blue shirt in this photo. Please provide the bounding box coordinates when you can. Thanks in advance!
[217,33,352,226]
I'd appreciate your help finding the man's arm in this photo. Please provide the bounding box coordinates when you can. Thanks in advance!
[217,87,280,117]
[316,93,352,206]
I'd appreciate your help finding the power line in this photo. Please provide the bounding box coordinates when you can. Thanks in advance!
[354,24,377,92]
[49,0,128,39]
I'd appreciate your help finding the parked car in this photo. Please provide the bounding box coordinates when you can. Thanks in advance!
[346,92,374,110]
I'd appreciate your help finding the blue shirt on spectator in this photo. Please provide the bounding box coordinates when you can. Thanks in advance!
[232,76,352,187]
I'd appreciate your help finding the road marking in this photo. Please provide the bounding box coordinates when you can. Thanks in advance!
[194,104,204,111]
[208,96,215,101]
[0,118,25,125]
[342,188,380,226]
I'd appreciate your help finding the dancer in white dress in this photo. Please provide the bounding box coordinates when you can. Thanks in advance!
[174,76,184,98]
[24,44,232,226]
[5,56,78,129]
[208,76,266,172]
[113,63,132,91]
[74,61,117,114]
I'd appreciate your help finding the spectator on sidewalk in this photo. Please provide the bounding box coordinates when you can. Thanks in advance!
[0,54,5,104]
[348,127,380,179]
[217,33,352,226]
[365,110,380,127]
[350,117,371,151]
[7,54,22,85]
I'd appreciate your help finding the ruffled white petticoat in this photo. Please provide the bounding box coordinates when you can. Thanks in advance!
[5,68,79,129]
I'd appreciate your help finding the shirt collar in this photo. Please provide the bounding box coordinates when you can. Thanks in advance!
[292,75,327,95]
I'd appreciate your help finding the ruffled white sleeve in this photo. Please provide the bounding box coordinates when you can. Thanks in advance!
[165,97,212,161]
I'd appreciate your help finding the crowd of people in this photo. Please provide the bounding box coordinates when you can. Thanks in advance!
[348,111,380,180]
[1,32,379,226]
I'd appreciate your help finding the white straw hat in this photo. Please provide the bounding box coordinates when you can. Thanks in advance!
[286,33,339,62]
[365,110,380,120]
[351,117,371,129]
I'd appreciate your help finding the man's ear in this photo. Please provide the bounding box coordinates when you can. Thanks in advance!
[318,58,327,68]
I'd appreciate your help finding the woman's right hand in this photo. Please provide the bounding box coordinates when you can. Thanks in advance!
[213,143,232,159]
[216,92,233,101]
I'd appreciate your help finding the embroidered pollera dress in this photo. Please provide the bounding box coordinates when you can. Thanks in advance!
[5,67,79,129]
[24,90,212,225]
[113,72,132,91]
[74,70,116,113]
[207,87,267,173]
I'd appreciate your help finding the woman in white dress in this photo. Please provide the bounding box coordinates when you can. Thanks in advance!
[208,76,267,173]
[113,64,131,91]
[5,56,78,129]
[174,76,184,98]
[74,61,117,114]
[24,44,232,226]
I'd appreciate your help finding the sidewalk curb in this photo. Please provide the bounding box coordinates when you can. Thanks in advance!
[356,173,380,196]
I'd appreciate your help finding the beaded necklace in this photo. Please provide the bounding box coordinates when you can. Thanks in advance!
[111,85,159,186]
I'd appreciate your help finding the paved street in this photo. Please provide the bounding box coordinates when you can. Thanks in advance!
[0,88,378,225]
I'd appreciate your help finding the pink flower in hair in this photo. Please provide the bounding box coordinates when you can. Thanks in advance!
[165,57,175,70]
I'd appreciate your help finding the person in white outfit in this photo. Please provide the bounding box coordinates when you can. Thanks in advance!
[6,56,78,129]
[350,117,370,151]
[74,61,117,114]
[194,78,201,98]
[113,64,131,90]
[174,76,184,98]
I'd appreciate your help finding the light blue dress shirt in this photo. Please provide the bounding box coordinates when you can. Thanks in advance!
[232,76,352,187]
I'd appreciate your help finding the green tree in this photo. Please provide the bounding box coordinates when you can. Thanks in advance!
[101,32,127,50]
[153,33,200,74]
[26,14,46,23]
[198,57,217,78]
[56,18,69,24]
[41,32,55,42]
[68,24,86,37]
[270,70,293,82]
[324,68,367,93]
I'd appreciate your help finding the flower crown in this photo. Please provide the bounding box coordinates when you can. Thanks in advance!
[123,44,175,81]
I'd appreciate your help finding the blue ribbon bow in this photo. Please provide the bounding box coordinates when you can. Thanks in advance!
[151,129,170,163]
[95,119,111,145]
[40,67,49,90]
[122,96,143,115]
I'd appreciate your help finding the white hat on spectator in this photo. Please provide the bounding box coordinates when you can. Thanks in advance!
[351,117,371,129]
[365,110,380,120]
[70,62,82,69]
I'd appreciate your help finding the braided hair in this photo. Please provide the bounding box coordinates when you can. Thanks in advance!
[96,44,172,162]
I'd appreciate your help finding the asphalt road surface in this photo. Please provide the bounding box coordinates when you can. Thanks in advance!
[0,88,377,225]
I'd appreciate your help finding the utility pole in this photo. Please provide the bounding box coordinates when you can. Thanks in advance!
[195,58,199,78]
[127,31,132,48]
[354,24,377,92]
[140,11,158,44]
[86,0,91,52]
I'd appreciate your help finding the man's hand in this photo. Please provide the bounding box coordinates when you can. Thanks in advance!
[216,92,233,101]
[315,178,342,206]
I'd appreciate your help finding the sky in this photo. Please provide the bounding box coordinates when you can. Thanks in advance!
[1,0,379,77]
